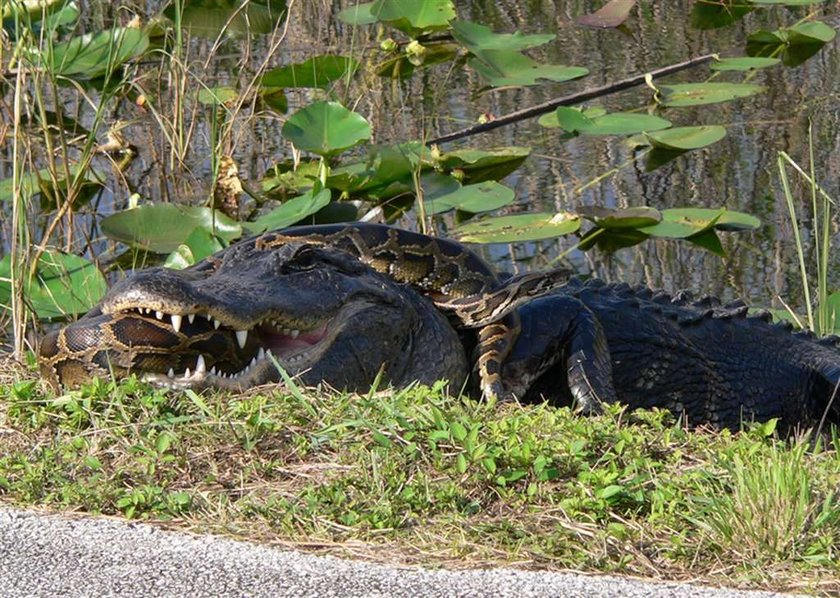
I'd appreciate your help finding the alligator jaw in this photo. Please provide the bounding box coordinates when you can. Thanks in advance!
[133,302,369,391]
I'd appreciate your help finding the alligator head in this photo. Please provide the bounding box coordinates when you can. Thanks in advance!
[39,240,469,393]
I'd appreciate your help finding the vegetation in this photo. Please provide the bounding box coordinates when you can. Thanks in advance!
[1,0,840,593]
[0,371,837,592]
[2,0,836,339]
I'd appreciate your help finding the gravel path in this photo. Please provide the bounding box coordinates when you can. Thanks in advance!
[0,506,802,597]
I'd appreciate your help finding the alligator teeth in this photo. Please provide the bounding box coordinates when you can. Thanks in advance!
[210,366,217,376]
[155,310,164,320]
[196,354,206,374]
[213,318,222,330]
[167,368,175,378]
[205,314,212,321]
[257,347,266,361]
[184,367,191,379]
[171,314,183,334]
[188,314,195,324]
[290,329,300,339]
[235,329,248,349]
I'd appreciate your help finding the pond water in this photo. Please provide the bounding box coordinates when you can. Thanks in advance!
[3,0,840,315]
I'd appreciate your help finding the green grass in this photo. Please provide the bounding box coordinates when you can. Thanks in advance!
[0,363,837,594]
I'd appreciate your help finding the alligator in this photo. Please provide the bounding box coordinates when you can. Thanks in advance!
[39,223,840,431]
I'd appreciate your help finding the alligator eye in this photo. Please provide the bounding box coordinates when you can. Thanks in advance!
[288,245,320,270]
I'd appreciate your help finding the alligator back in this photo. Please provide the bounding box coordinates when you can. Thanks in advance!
[507,278,840,430]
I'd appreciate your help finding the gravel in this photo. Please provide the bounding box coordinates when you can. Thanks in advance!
[0,506,803,598]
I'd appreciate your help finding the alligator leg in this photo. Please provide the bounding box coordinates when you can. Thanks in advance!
[502,294,618,414]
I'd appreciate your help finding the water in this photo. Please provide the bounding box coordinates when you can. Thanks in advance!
[2,0,839,312]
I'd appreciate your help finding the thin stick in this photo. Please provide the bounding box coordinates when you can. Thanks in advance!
[427,53,716,145]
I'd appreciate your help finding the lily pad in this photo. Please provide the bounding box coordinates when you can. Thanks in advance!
[436,147,530,183]
[576,0,636,28]
[690,1,752,30]
[641,208,723,239]
[163,0,287,38]
[454,212,580,243]
[282,101,372,157]
[261,160,321,198]
[578,228,650,253]
[2,0,79,29]
[261,55,359,89]
[423,181,515,215]
[327,143,428,197]
[578,206,661,229]
[164,228,225,270]
[747,21,837,67]
[101,204,242,253]
[644,126,727,151]
[710,57,780,71]
[365,0,456,36]
[539,107,671,136]
[42,26,149,79]
[337,3,378,26]
[244,188,332,234]
[657,82,765,107]
[0,164,101,203]
[197,86,238,105]
[374,42,458,79]
[467,50,589,88]
[451,20,554,51]
[0,250,107,319]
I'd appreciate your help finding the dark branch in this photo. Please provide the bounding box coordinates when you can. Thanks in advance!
[426,53,717,146]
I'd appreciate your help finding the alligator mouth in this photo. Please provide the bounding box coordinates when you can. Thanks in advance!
[112,305,345,390]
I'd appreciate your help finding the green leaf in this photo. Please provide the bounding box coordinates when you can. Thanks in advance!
[450,20,554,51]
[641,208,724,239]
[576,0,636,28]
[467,50,589,88]
[244,188,332,234]
[423,180,515,215]
[454,212,580,243]
[261,55,359,89]
[657,82,764,107]
[826,292,840,334]
[0,250,107,319]
[713,210,761,232]
[373,42,458,79]
[436,147,530,183]
[281,101,372,157]
[747,21,837,67]
[690,1,752,30]
[163,227,225,269]
[2,0,78,27]
[101,205,242,253]
[539,107,671,135]
[684,228,725,256]
[710,57,780,71]
[578,206,661,229]
[0,164,101,203]
[644,126,727,151]
[368,0,456,35]
[41,26,149,79]
[326,143,428,196]
[578,228,650,253]
[337,2,377,25]
[197,86,237,105]
[163,0,287,38]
